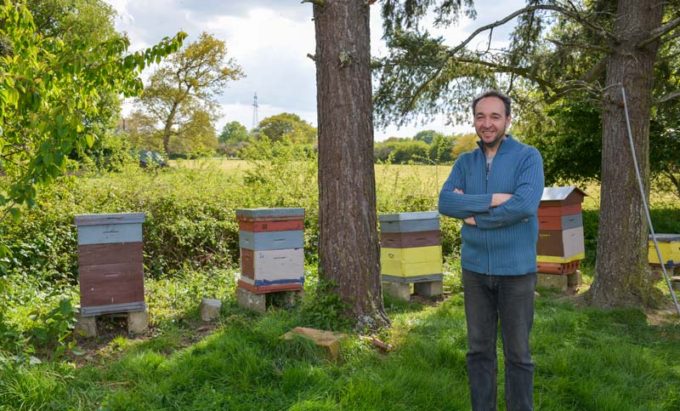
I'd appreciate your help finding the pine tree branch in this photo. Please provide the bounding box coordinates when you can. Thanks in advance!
[580,56,607,84]
[447,3,615,58]
[656,90,680,104]
[639,16,680,48]
[454,57,554,92]
[546,38,609,53]
[395,2,616,115]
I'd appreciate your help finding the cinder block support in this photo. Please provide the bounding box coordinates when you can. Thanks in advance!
[671,276,680,292]
[127,310,148,334]
[567,270,581,288]
[75,315,97,338]
[537,273,568,292]
[383,281,411,301]
[200,298,222,322]
[281,290,303,308]
[237,287,267,313]
[414,281,443,297]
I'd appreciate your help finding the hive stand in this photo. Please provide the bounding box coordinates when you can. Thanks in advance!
[76,309,148,338]
[236,287,303,313]
[537,270,581,293]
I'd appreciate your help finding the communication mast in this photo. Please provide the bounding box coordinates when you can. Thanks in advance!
[252,92,259,130]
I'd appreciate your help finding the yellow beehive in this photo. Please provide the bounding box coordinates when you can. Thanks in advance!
[380,246,443,277]
[537,252,585,264]
[648,234,680,266]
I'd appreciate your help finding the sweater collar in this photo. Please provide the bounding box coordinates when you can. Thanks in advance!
[476,134,516,156]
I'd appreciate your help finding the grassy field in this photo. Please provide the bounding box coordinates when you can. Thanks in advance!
[172,158,452,196]
[2,271,680,410]
[1,160,680,410]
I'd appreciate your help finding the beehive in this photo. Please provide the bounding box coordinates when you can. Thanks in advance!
[379,211,443,283]
[74,213,146,317]
[536,187,586,273]
[648,234,680,267]
[236,208,305,293]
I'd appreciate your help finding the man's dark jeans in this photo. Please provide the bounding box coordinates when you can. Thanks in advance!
[462,269,536,411]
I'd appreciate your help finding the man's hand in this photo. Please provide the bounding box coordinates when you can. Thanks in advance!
[454,188,463,194]
[491,193,512,207]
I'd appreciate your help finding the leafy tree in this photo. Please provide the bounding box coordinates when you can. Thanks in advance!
[413,129,441,145]
[429,133,454,163]
[0,0,185,214]
[257,113,317,144]
[123,111,164,152]
[27,0,135,170]
[310,0,388,329]
[375,0,680,308]
[520,83,680,199]
[450,133,479,160]
[374,138,404,162]
[219,121,250,145]
[138,32,244,155]
[28,0,118,40]
[389,140,430,163]
[169,110,218,156]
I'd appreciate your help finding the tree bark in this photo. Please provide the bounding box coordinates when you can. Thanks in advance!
[313,0,389,329]
[162,101,180,155]
[589,0,664,307]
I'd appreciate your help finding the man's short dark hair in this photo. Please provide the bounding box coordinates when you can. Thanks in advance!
[472,90,511,117]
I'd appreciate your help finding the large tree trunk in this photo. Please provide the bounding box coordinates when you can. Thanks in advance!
[313,0,389,329]
[589,0,664,307]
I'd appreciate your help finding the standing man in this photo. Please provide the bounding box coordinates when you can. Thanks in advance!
[439,90,544,411]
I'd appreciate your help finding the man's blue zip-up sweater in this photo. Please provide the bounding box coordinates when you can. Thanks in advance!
[438,135,544,275]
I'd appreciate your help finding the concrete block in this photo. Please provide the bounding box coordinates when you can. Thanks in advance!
[75,315,97,338]
[237,286,266,313]
[567,270,582,288]
[200,298,222,322]
[672,276,680,292]
[127,310,148,334]
[281,290,303,308]
[414,280,443,297]
[537,273,568,292]
[383,281,411,301]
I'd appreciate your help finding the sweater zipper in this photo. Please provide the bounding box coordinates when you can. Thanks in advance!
[485,154,491,274]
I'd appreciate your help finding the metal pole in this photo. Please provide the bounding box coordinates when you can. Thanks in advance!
[620,86,680,315]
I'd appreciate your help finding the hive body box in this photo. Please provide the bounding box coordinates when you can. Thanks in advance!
[536,187,586,274]
[236,208,305,294]
[379,212,443,284]
[648,234,680,267]
[75,213,146,317]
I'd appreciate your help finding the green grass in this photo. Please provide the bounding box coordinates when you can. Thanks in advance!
[2,159,680,410]
[2,279,679,410]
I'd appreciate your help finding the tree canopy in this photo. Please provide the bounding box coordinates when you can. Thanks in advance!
[0,0,185,215]
[256,113,317,144]
[219,121,250,145]
[137,32,244,155]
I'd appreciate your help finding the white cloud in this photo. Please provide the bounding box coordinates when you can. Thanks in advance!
[104,0,524,141]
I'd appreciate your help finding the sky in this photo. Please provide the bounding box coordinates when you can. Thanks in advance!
[103,0,525,140]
